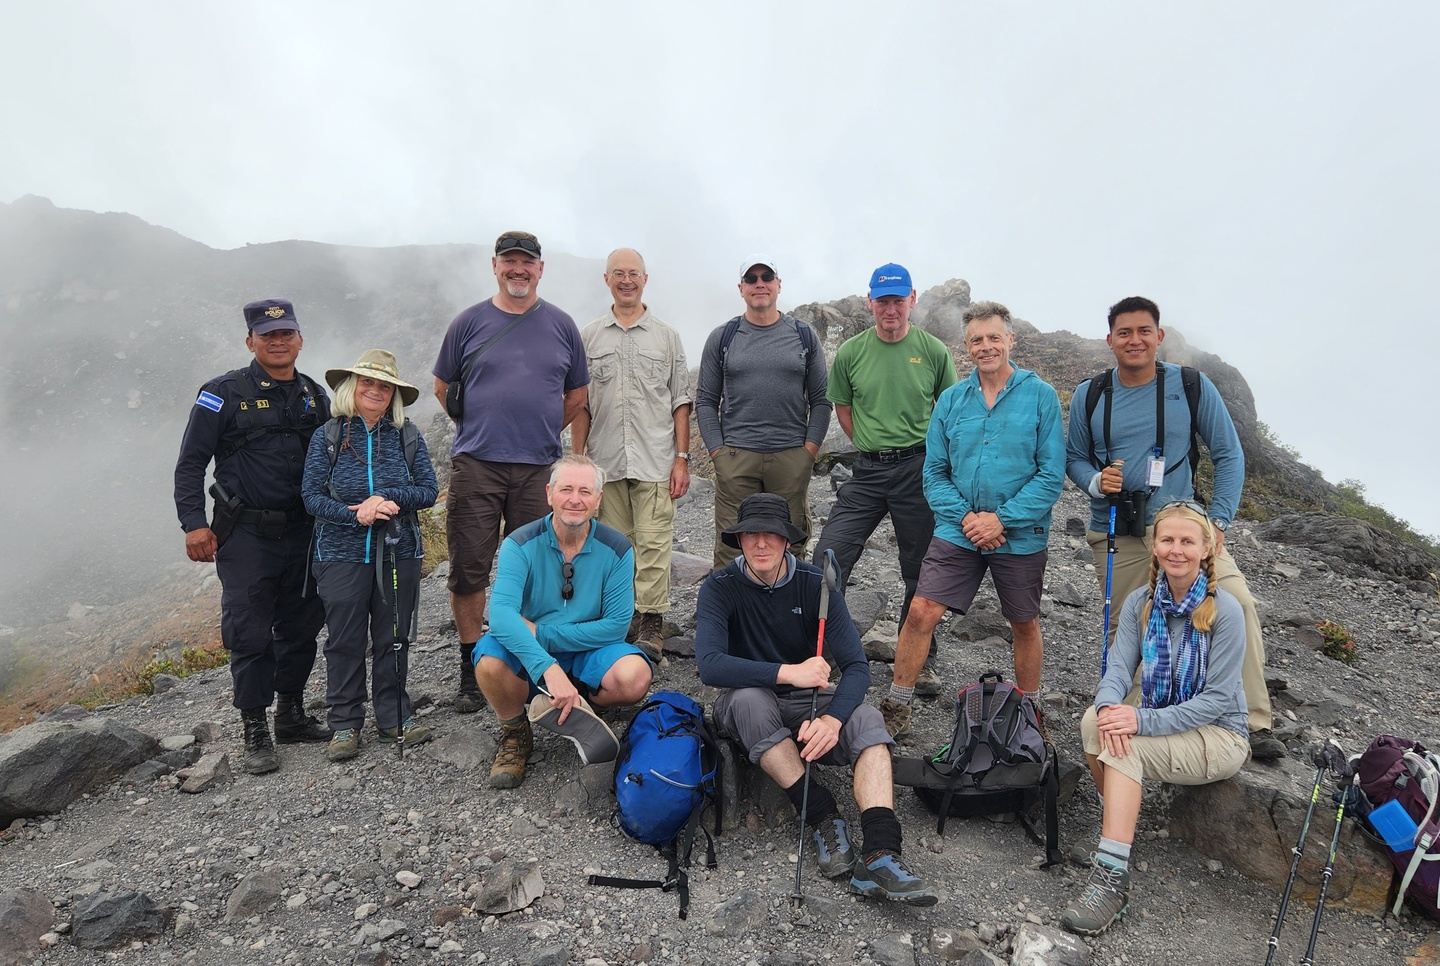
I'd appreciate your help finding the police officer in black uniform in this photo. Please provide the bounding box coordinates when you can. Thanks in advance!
[174,299,332,774]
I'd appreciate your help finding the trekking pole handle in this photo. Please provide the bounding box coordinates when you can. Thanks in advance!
[1313,739,1350,779]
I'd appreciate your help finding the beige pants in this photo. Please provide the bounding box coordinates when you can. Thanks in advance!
[1081,705,1250,786]
[1087,529,1272,731]
[599,479,675,614]
[712,446,813,569]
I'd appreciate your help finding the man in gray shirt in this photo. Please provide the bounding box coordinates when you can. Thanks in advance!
[695,256,831,569]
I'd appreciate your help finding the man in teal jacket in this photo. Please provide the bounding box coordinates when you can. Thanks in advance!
[881,301,1064,738]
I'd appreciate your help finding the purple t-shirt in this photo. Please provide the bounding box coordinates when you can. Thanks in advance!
[433,298,589,464]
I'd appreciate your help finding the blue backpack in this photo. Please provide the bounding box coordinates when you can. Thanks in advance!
[587,691,722,919]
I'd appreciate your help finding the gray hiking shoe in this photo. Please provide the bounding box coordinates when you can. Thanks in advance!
[848,850,940,906]
[1249,729,1286,762]
[528,694,620,765]
[1060,858,1131,936]
[377,718,433,747]
[811,816,856,878]
[880,697,912,739]
[914,664,943,700]
[326,728,360,762]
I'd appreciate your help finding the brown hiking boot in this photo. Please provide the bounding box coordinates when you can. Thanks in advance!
[489,716,534,789]
[880,697,912,739]
[625,612,642,643]
[633,612,666,663]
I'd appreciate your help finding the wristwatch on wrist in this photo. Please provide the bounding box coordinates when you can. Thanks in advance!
[1211,517,1228,532]
[674,452,691,462]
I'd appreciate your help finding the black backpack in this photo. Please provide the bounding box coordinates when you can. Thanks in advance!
[892,671,1061,867]
[1083,363,1205,496]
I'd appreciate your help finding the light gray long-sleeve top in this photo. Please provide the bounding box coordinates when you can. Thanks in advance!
[694,314,831,453]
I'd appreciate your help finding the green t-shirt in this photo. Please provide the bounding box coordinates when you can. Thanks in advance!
[827,326,957,451]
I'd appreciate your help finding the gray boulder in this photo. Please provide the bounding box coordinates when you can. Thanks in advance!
[869,933,916,966]
[0,888,53,966]
[670,551,714,588]
[0,718,159,823]
[1256,513,1439,584]
[70,890,167,950]
[473,859,544,914]
[224,868,283,922]
[1008,923,1087,965]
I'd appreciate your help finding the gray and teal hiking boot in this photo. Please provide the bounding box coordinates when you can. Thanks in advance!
[811,816,856,878]
[377,718,434,747]
[240,708,279,774]
[1060,857,1131,936]
[848,850,939,906]
[326,728,360,762]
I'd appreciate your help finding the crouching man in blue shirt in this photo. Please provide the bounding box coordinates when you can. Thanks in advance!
[695,493,938,905]
[473,454,653,789]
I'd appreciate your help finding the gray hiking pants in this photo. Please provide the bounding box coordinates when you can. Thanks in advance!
[313,558,420,731]
[713,688,894,767]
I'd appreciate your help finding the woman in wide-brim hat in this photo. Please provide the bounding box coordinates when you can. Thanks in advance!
[301,349,438,762]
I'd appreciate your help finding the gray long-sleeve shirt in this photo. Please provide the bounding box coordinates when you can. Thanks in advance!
[1094,585,1249,737]
[695,314,831,452]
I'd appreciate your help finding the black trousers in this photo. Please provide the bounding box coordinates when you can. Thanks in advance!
[814,452,935,653]
[314,558,420,732]
[215,524,324,711]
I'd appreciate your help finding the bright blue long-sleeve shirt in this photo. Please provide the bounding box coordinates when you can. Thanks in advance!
[922,366,1064,556]
[488,514,636,683]
[1066,363,1244,532]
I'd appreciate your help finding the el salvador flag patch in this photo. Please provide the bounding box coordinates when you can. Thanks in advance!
[196,390,224,413]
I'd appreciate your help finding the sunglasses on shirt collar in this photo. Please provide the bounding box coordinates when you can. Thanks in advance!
[561,561,574,601]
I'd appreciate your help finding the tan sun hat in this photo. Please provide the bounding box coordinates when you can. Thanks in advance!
[325,349,420,406]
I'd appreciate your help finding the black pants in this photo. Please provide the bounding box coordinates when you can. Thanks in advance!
[215,524,324,711]
[314,557,420,731]
[814,452,935,647]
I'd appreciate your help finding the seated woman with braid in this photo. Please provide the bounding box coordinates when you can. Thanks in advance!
[1060,500,1250,936]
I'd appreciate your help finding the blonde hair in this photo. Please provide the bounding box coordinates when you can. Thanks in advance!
[1140,503,1219,632]
[330,374,407,428]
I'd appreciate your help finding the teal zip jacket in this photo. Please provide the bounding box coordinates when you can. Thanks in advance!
[923,366,1064,556]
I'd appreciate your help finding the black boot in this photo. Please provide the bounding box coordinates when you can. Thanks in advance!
[241,708,280,775]
[273,693,330,743]
[455,643,486,714]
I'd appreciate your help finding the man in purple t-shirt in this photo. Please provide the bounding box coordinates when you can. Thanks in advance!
[433,230,590,712]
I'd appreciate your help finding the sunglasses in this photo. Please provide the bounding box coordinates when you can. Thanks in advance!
[561,561,574,601]
[1158,499,1208,516]
[741,270,777,284]
[496,234,542,257]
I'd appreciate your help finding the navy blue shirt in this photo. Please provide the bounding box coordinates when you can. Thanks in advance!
[174,360,329,532]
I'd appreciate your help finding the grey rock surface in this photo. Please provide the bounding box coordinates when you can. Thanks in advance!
[1009,923,1087,965]
[473,859,543,914]
[70,889,167,950]
[223,868,283,922]
[0,718,159,822]
[0,887,52,966]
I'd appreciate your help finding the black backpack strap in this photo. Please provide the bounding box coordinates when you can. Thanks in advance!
[935,684,993,833]
[1153,362,1167,467]
[458,300,539,385]
[717,317,744,394]
[1180,365,1205,500]
[1083,369,1114,469]
[1042,753,1060,867]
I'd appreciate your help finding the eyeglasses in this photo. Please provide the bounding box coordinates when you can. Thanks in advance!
[495,234,542,257]
[1157,499,1208,516]
[561,561,574,601]
[741,270,777,284]
[608,270,644,281]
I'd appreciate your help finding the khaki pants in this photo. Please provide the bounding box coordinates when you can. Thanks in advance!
[712,446,813,569]
[599,479,675,614]
[1086,529,1273,731]
[1081,705,1250,786]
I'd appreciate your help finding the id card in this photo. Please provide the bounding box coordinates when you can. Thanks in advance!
[1147,456,1165,488]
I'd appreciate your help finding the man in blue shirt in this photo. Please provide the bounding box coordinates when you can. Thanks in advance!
[1065,295,1281,760]
[472,455,652,789]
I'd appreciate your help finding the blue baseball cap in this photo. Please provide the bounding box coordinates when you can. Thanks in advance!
[868,263,914,299]
[244,298,300,335]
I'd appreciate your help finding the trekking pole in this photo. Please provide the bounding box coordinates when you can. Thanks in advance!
[1099,497,1118,675]
[791,549,837,908]
[1264,739,1343,966]
[1300,761,1359,966]
[385,518,406,760]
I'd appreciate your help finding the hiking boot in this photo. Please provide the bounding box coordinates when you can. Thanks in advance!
[914,661,943,700]
[528,694,619,765]
[880,697,912,739]
[455,644,486,714]
[1249,729,1286,762]
[633,612,666,663]
[625,612,642,643]
[273,693,330,743]
[1035,706,1051,744]
[1067,841,1096,869]
[489,717,534,789]
[811,816,856,878]
[377,718,434,747]
[848,850,939,906]
[240,709,279,775]
[1060,857,1131,936]
[326,728,360,762]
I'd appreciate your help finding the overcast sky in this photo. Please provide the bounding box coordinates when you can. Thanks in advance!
[4,2,1437,537]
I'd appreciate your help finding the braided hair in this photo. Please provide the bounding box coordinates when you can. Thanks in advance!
[1139,503,1220,632]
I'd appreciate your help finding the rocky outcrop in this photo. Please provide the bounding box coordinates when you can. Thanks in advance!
[1256,512,1439,585]
[0,718,159,823]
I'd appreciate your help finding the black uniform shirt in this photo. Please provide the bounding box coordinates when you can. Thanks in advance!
[174,359,330,532]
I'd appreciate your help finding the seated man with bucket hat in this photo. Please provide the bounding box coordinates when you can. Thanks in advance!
[695,493,938,905]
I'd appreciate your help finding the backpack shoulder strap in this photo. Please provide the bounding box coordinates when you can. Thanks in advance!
[1083,369,1114,468]
[1180,365,1203,481]
[400,420,421,477]
[717,317,744,390]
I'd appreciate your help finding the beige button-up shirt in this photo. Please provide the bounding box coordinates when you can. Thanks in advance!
[579,309,692,483]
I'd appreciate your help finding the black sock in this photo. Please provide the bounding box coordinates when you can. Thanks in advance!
[860,807,902,857]
[784,777,839,827]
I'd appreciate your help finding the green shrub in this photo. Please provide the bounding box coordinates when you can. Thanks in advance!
[1316,620,1359,665]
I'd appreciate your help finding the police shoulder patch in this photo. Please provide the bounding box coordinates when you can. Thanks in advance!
[196,390,225,413]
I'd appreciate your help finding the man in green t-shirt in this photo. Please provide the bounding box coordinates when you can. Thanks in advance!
[814,263,957,698]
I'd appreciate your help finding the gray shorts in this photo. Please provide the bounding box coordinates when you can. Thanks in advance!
[914,537,1046,623]
[712,687,894,767]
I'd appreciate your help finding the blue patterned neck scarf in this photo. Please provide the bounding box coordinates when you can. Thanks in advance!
[1140,570,1210,709]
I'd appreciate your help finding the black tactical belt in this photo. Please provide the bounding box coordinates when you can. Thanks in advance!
[860,444,925,463]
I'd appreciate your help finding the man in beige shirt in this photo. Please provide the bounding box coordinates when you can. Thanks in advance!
[571,248,692,661]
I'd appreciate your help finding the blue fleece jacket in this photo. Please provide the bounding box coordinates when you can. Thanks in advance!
[488,514,636,683]
[922,366,1064,555]
[301,415,438,563]
[1066,363,1244,532]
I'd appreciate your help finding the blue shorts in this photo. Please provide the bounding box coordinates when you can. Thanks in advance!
[472,635,649,696]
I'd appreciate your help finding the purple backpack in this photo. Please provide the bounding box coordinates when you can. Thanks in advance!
[1356,734,1440,920]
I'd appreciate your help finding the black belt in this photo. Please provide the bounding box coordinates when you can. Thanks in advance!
[860,444,925,463]
[235,507,309,525]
